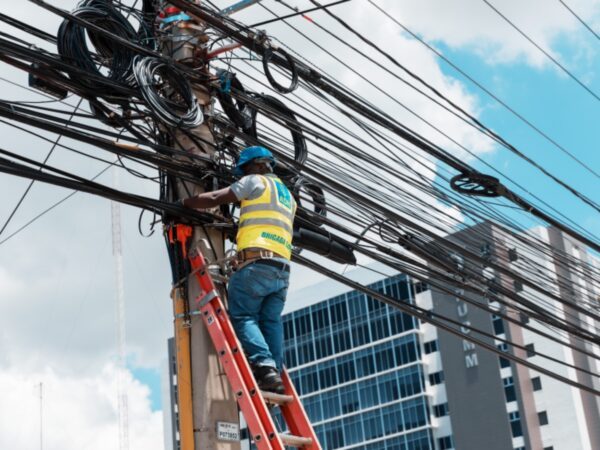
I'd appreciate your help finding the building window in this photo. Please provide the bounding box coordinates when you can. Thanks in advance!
[520,312,530,324]
[424,340,438,354]
[525,343,536,357]
[543,447,554,450]
[499,356,510,368]
[438,435,454,450]
[498,342,509,352]
[433,403,449,417]
[480,242,492,259]
[514,280,524,292]
[532,376,542,391]
[429,371,444,386]
[538,411,549,426]
[503,376,516,402]
[413,281,429,294]
[509,411,523,437]
[492,315,505,335]
[508,248,518,262]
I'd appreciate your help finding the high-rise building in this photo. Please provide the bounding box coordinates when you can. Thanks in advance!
[163,338,178,450]
[238,223,599,450]
[266,268,442,450]
[284,273,436,449]
[425,222,600,450]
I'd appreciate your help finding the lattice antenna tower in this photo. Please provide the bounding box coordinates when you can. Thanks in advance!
[112,167,129,450]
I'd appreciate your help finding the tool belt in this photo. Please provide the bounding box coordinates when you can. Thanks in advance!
[236,248,290,272]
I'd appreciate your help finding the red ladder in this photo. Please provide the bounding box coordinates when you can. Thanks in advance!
[187,245,321,449]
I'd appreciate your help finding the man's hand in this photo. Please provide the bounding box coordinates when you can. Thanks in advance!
[181,187,238,209]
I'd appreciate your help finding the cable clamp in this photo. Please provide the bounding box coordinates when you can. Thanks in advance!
[254,30,269,46]
[160,12,192,27]
[218,70,232,94]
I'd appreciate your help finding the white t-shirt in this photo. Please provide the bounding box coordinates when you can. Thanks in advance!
[230,174,274,201]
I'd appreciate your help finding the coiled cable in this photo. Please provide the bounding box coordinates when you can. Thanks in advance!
[57,0,138,89]
[247,94,307,165]
[215,70,255,134]
[133,56,203,129]
[262,45,298,94]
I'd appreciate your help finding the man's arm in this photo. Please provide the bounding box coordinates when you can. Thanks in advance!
[182,187,238,209]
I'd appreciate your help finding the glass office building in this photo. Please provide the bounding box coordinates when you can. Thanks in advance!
[276,274,434,450]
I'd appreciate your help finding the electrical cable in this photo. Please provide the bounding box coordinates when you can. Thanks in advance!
[0,98,85,237]
[249,0,352,28]
[558,0,600,40]
[132,56,204,129]
[302,0,600,214]
[295,254,600,396]
[8,0,599,394]
[483,0,600,102]
[367,0,600,181]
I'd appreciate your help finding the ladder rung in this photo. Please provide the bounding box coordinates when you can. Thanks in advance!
[261,390,294,405]
[280,434,313,447]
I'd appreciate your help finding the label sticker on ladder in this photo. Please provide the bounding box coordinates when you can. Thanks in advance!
[207,315,215,325]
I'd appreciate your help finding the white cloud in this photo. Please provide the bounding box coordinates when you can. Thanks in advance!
[372,0,600,69]
[0,1,598,448]
[0,364,163,450]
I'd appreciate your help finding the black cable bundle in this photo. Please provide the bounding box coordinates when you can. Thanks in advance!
[262,46,298,94]
[57,0,138,89]
[215,70,255,134]
[247,94,307,166]
[132,56,203,129]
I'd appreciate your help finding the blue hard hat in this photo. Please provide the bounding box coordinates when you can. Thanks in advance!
[234,146,275,176]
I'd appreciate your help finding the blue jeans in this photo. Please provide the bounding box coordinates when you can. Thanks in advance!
[228,260,289,370]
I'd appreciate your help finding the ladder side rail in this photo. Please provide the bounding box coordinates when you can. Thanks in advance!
[188,248,285,450]
[198,299,283,450]
[209,294,284,443]
[280,369,322,450]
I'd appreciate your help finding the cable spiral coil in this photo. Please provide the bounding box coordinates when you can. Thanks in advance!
[133,56,203,129]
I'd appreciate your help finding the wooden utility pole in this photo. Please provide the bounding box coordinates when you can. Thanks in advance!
[161,2,240,449]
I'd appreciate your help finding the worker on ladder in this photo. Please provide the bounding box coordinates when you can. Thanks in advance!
[181,146,296,394]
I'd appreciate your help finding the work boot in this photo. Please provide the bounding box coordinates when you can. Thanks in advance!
[252,365,285,395]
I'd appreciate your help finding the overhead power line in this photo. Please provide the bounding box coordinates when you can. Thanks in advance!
[0,98,85,237]
[300,0,600,216]
[0,164,112,246]
[249,0,352,27]
[483,0,600,102]
[558,0,600,40]
[367,0,600,180]
[0,0,596,397]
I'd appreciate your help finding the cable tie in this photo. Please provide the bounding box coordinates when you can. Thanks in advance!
[159,13,192,28]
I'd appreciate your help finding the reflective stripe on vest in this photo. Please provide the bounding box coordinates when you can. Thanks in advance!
[238,176,295,226]
[238,217,293,234]
[239,176,295,218]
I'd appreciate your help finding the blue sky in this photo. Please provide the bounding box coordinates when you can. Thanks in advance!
[130,365,162,411]
[433,22,599,236]
[0,1,599,449]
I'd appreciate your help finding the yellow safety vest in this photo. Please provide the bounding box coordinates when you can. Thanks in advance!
[237,175,296,260]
